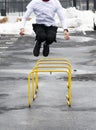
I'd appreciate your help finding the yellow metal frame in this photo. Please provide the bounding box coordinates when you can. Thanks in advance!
[28,58,72,107]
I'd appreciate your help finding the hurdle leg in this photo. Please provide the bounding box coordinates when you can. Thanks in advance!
[28,74,31,107]
[35,68,39,93]
[67,71,72,107]
[32,71,37,100]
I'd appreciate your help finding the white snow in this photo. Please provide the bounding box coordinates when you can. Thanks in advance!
[0,7,95,35]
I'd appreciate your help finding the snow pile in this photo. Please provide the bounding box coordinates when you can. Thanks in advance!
[65,7,82,28]
[65,7,94,31]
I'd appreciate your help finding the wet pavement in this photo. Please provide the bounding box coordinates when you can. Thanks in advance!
[0,31,96,130]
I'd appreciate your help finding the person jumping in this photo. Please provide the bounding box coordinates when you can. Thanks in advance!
[20,0,70,57]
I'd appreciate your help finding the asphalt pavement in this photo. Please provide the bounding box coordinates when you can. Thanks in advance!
[0,30,96,130]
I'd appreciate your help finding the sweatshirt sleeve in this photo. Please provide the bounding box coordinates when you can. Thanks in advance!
[21,1,34,28]
[56,0,68,30]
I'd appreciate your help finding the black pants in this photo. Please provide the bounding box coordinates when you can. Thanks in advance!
[32,24,58,45]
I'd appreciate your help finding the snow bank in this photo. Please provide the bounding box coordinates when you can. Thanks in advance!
[66,7,94,31]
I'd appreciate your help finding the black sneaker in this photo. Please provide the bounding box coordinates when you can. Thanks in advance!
[43,44,49,57]
[33,41,41,57]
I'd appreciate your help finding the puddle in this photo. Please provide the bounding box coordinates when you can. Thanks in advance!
[57,35,95,42]
[72,73,96,81]
[57,73,96,81]
[0,93,9,97]
[69,36,95,42]
[0,76,27,81]
[0,106,28,114]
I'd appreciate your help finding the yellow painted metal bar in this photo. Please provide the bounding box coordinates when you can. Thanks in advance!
[28,74,31,107]
[37,60,71,62]
[33,69,72,106]
[35,59,71,66]
[27,58,72,107]
[32,71,37,100]
[32,69,72,105]
[32,70,68,73]
[69,72,72,105]
[36,59,71,68]
[34,72,36,94]
[35,65,71,68]
[36,62,71,66]
[32,71,35,100]
[34,66,71,72]
[37,57,71,62]
[67,71,72,106]
[34,65,69,69]
[35,66,39,92]
[36,57,71,62]
[33,71,38,94]
[35,62,71,72]
[34,63,72,74]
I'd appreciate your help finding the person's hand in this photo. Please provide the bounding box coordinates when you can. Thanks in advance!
[64,29,70,40]
[19,28,25,35]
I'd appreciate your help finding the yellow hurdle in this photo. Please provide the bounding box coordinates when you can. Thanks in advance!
[27,58,72,107]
